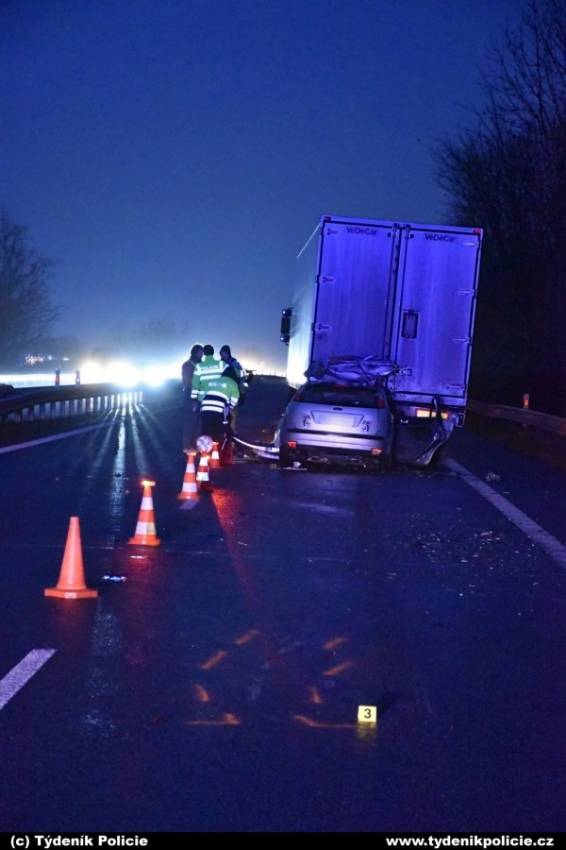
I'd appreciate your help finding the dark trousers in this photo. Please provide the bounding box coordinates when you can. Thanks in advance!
[183,399,201,451]
[200,412,226,444]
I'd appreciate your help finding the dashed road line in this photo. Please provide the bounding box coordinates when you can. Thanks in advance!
[445,458,566,569]
[0,649,57,711]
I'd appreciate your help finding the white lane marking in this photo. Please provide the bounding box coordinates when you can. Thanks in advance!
[0,649,57,711]
[445,458,566,569]
[0,420,116,455]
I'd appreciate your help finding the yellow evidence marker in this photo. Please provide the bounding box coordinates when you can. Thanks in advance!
[357,705,378,725]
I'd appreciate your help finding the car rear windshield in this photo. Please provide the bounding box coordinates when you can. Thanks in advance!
[297,384,382,408]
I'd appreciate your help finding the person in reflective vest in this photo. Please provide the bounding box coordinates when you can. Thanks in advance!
[191,344,223,402]
[200,366,240,447]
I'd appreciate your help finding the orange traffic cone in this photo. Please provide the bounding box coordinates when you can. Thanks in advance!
[44,517,98,599]
[128,480,161,546]
[210,442,221,469]
[178,450,198,501]
[196,453,212,491]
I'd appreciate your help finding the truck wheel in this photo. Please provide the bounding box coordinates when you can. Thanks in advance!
[278,448,291,468]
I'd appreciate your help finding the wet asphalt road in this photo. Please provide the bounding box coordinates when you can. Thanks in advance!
[0,379,565,832]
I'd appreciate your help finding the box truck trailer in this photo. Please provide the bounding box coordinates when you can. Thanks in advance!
[279,215,482,466]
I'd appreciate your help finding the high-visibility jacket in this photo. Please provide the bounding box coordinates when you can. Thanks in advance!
[191,356,224,401]
[201,376,240,421]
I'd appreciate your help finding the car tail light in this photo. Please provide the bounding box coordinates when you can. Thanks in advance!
[371,448,382,456]
[287,440,297,449]
[376,398,385,409]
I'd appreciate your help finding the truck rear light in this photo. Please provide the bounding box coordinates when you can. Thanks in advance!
[371,448,382,456]
[287,440,297,449]
[416,408,449,420]
[376,398,385,409]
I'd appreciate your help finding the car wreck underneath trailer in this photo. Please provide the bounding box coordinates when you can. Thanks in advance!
[278,215,483,468]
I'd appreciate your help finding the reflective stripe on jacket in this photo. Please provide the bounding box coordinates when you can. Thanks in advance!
[201,376,240,420]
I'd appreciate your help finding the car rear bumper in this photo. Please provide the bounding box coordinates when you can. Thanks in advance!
[279,429,390,466]
[283,428,386,452]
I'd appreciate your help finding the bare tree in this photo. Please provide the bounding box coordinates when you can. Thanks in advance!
[435,0,566,413]
[0,209,59,367]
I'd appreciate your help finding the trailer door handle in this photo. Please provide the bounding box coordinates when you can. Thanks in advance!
[401,310,419,339]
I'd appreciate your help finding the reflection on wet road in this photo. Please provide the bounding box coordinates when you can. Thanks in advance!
[0,382,565,832]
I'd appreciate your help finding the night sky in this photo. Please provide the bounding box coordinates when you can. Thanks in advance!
[1,0,525,370]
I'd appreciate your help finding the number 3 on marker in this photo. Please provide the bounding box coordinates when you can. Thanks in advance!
[357,705,377,725]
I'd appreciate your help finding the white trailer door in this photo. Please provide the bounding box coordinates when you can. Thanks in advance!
[311,221,397,364]
[391,226,481,401]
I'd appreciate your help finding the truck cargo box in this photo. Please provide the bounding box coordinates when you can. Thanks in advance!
[286,215,482,418]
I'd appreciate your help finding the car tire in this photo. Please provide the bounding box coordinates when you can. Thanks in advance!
[278,448,292,468]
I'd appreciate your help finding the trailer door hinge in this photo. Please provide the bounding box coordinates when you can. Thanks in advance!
[314,323,331,332]
[316,275,335,284]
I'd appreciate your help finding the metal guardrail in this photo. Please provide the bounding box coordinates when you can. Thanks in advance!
[468,399,566,436]
[0,383,143,425]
